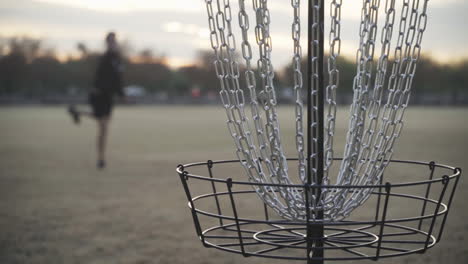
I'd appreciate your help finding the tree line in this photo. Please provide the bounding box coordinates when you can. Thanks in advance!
[0,36,466,104]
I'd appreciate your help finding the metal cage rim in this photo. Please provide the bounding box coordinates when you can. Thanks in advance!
[177,158,460,190]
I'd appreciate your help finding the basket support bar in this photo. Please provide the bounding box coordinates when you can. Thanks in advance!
[307,0,325,263]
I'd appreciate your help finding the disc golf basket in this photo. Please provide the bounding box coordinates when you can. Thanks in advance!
[176,0,462,263]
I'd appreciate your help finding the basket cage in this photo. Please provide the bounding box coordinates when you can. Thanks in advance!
[177,159,461,262]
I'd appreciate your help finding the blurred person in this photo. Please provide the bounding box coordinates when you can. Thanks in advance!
[68,32,125,169]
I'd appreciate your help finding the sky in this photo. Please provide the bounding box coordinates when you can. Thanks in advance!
[0,0,467,68]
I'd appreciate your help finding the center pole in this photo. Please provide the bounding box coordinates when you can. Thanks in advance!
[307,0,325,263]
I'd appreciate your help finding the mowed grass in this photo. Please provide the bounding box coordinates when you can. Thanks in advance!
[0,105,467,264]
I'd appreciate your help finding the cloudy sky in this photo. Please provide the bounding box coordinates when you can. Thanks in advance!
[1,0,467,68]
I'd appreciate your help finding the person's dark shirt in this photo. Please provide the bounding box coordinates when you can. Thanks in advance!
[94,50,124,97]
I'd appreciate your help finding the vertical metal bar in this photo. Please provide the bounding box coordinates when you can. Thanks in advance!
[306,0,324,261]
[307,0,313,186]
[375,183,391,260]
[307,1,325,184]
[418,161,436,230]
[437,169,461,241]
[226,178,247,256]
[207,160,224,228]
[306,0,314,262]
[423,175,450,252]
[307,0,325,263]
[374,173,385,224]
[304,184,313,263]
[177,167,205,245]
[263,203,270,221]
[316,0,325,189]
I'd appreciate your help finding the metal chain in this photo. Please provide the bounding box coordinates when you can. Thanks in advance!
[205,0,285,214]
[254,0,306,219]
[239,0,297,218]
[238,0,272,174]
[321,0,342,215]
[291,0,307,186]
[214,0,258,175]
[330,0,381,219]
[338,0,397,218]
[340,0,430,218]
[254,0,288,182]
[338,0,380,185]
[358,0,396,182]
[324,0,342,177]
[203,0,431,221]
[368,0,428,182]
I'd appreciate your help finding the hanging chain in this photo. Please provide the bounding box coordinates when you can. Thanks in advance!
[257,0,304,218]
[253,0,289,185]
[323,0,342,188]
[212,0,258,173]
[203,0,431,221]
[369,0,428,180]
[239,0,299,219]
[338,0,380,186]
[205,0,283,212]
[337,0,397,218]
[339,0,430,218]
[291,0,307,186]
[358,0,396,183]
[238,0,273,176]
[332,0,381,219]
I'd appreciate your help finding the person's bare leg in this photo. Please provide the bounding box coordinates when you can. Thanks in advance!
[78,110,95,118]
[97,117,110,168]
[68,105,96,123]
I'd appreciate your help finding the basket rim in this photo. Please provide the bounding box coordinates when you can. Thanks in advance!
[176,158,461,189]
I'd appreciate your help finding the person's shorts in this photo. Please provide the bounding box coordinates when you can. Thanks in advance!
[88,93,114,118]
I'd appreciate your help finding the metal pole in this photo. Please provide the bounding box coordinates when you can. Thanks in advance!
[306,0,313,186]
[307,0,324,263]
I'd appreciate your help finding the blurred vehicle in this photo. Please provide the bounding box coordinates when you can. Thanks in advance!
[124,85,147,104]
[124,85,146,97]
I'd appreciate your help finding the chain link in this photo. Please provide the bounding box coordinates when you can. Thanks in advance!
[367,0,429,181]
[203,0,430,221]
[323,0,342,207]
[255,0,306,218]
[336,0,430,219]
[290,0,307,186]
[205,0,286,214]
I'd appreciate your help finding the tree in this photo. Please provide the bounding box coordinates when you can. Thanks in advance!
[30,55,66,95]
[139,49,153,63]
[0,51,27,94]
[77,42,88,58]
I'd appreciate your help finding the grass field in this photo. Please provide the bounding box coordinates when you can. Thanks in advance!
[0,105,467,264]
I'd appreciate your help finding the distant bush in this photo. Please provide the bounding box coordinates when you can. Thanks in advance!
[0,36,466,105]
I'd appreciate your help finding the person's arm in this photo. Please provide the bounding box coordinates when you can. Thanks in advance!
[93,55,105,94]
[115,71,124,97]
[113,53,125,97]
